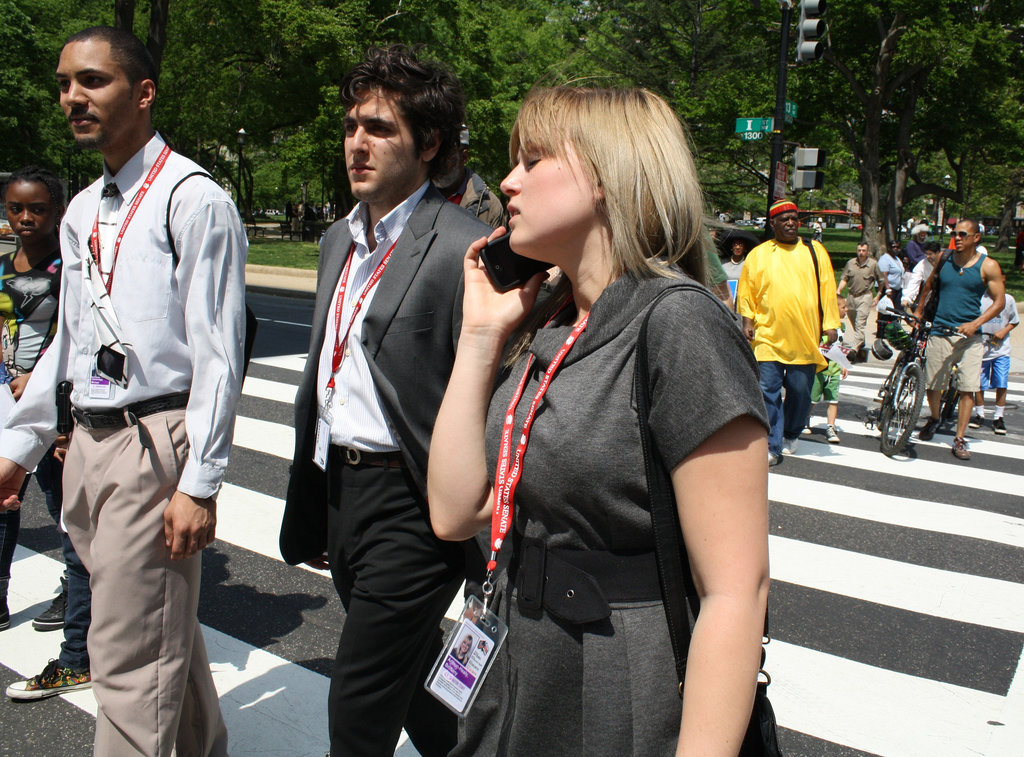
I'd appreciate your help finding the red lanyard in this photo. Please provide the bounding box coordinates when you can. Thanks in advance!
[89,144,172,295]
[487,301,588,572]
[325,240,396,391]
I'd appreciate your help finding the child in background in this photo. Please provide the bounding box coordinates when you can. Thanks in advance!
[810,295,851,444]
[970,274,1018,434]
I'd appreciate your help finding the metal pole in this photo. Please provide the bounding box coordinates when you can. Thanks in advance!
[766,1,794,225]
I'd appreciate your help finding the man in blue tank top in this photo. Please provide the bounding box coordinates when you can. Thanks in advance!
[915,219,1006,460]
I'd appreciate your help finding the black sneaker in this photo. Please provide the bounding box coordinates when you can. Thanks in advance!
[918,416,940,441]
[5,659,91,701]
[993,417,1007,435]
[968,414,984,429]
[32,578,67,631]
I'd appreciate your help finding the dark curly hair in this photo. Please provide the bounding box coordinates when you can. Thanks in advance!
[340,45,465,180]
[3,166,66,237]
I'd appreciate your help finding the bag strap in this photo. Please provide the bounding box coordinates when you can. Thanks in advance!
[166,171,213,266]
[635,284,769,694]
[920,248,953,313]
[164,169,258,377]
[802,238,823,334]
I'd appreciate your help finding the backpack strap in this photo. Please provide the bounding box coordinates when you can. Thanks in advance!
[164,170,258,377]
[166,171,213,267]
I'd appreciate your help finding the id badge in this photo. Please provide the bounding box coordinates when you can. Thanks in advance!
[424,594,508,717]
[88,372,113,400]
[313,406,331,472]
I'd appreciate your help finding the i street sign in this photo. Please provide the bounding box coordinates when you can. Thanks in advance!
[735,117,774,134]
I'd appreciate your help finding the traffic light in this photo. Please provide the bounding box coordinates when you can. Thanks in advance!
[793,147,826,190]
[796,0,827,64]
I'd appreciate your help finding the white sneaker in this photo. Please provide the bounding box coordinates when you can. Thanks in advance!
[781,437,799,455]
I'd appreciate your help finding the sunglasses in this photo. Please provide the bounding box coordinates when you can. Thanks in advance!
[951,230,974,239]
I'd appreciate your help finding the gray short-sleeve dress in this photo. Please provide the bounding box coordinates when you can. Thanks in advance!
[454,274,767,757]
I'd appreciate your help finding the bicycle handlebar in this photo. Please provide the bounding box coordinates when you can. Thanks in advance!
[879,309,960,338]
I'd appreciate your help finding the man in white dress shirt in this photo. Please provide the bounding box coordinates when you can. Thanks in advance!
[280,46,491,756]
[0,26,246,757]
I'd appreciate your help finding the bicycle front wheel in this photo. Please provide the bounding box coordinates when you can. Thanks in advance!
[879,362,926,456]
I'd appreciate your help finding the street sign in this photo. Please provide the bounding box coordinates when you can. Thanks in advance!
[735,117,774,134]
[739,131,765,141]
[785,100,798,124]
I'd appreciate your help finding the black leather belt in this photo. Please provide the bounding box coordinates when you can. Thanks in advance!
[511,536,662,625]
[329,445,405,469]
[72,392,190,430]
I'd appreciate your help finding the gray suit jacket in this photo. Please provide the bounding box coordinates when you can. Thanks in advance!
[280,187,492,565]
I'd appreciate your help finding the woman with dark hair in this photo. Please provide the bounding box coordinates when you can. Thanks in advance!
[721,235,754,281]
[0,166,65,632]
[0,165,91,704]
[428,87,770,756]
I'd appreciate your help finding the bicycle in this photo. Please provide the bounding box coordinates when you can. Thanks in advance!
[865,311,958,456]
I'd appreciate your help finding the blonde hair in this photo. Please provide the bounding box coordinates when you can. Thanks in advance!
[509,86,706,282]
[505,86,707,363]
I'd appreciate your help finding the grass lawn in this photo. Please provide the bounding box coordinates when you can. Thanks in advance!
[247,237,320,270]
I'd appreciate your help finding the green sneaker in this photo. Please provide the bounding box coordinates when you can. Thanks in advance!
[6,659,91,701]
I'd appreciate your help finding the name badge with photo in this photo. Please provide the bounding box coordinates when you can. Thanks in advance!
[424,594,507,717]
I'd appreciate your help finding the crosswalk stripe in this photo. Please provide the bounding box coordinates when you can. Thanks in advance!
[807,414,1024,460]
[242,375,297,405]
[791,436,1024,491]
[769,639,1013,757]
[770,535,1024,632]
[769,473,1024,549]
[250,354,308,374]
[232,416,294,460]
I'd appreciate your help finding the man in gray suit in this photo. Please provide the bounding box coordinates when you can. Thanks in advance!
[279,46,491,757]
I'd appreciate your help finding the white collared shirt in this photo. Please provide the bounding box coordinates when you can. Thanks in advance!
[0,134,249,498]
[316,181,429,450]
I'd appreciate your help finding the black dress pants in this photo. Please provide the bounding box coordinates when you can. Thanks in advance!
[326,457,467,757]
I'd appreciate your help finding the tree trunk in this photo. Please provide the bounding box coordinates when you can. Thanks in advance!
[114,0,135,30]
[995,168,1023,252]
[147,0,171,74]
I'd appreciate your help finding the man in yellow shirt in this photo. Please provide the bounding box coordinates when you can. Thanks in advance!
[737,199,841,465]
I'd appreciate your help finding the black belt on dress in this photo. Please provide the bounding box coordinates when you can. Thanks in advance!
[511,536,662,625]
[329,445,405,469]
[71,391,190,430]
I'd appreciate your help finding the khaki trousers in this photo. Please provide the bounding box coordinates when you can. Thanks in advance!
[845,292,874,350]
[62,408,227,757]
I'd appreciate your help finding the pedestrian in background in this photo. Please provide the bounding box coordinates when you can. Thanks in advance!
[917,219,1005,460]
[1,166,94,703]
[970,272,1018,434]
[737,198,841,465]
[837,241,883,362]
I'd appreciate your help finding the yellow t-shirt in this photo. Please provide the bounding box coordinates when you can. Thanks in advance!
[736,238,841,369]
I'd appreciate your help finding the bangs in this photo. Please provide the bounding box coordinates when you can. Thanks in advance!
[509,88,588,166]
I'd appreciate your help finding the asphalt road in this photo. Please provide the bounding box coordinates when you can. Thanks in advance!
[2,289,1023,757]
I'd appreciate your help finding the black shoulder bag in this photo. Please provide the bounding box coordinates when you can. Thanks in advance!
[803,238,824,337]
[635,286,783,757]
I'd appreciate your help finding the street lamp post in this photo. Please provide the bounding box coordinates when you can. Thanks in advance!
[236,128,246,221]
[939,174,951,243]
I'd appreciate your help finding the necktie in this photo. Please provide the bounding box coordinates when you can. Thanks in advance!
[98,182,121,278]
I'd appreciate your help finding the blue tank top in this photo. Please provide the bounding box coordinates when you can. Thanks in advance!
[933,253,986,329]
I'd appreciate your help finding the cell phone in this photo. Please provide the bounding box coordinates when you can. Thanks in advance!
[478,234,549,292]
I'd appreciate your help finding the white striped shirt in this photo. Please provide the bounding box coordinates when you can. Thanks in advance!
[316,181,429,450]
